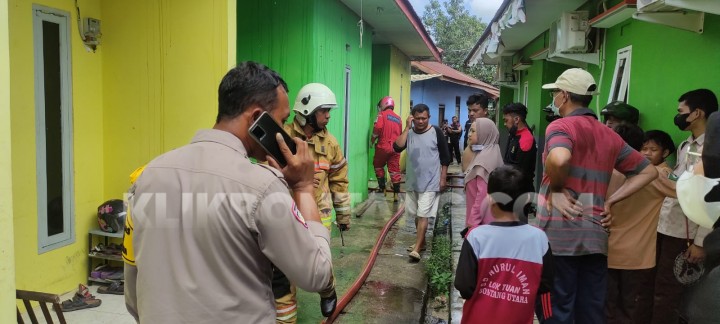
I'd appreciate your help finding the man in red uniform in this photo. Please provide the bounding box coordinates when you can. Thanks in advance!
[371,96,403,201]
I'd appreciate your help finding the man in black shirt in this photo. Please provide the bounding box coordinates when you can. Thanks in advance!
[501,103,537,218]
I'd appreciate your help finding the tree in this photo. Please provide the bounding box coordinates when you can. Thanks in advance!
[422,0,496,84]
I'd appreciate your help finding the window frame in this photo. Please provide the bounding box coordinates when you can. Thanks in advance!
[33,4,75,253]
[608,46,632,103]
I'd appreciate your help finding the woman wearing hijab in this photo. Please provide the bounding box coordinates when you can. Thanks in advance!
[462,118,504,229]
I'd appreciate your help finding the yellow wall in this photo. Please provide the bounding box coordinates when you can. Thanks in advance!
[388,45,411,170]
[1,0,17,319]
[10,0,105,294]
[9,0,234,296]
[102,0,233,198]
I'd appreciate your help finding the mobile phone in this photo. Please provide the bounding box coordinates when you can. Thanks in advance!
[249,112,297,167]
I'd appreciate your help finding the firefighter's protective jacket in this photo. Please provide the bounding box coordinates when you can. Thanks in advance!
[286,121,351,226]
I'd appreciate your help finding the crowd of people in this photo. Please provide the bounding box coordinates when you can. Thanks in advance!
[121,61,720,324]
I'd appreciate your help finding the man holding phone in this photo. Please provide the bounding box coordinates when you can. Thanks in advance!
[394,104,451,262]
[124,62,335,323]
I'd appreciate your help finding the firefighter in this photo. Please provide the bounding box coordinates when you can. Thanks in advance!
[371,96,402,201]
[285,83,351,231]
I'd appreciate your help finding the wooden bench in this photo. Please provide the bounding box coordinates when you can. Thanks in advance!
[16,289,67,324]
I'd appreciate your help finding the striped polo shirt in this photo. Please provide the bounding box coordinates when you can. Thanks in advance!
[537,108,649,256]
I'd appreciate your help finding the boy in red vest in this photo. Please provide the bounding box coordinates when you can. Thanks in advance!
[455,166,554,323]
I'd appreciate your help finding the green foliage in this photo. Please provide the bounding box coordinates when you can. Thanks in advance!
[425,203,454,296]
[421,0,497,84]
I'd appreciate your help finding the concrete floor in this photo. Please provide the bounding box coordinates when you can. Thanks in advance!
[19,285,134,324]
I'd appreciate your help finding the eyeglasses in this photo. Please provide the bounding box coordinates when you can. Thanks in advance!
[550,90,561,98]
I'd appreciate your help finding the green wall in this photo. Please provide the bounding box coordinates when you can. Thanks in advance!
[499,7,720,184]
[598,14,720,146]
[237,0,374,205]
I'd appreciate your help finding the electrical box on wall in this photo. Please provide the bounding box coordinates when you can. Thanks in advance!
[83,18,101,45]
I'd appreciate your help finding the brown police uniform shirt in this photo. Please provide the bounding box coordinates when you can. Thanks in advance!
[124,129,333,323]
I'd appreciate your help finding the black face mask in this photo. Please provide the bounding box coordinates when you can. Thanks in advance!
[674,113,692,131]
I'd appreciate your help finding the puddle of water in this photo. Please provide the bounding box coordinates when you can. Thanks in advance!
[362,280,425,313]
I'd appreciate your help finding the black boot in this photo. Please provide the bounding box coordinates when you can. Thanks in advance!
[377,177,386,193]
[320,290,337,317]
[392,183,401,202]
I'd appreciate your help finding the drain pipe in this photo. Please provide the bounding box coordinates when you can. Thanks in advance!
[323,205,406,323]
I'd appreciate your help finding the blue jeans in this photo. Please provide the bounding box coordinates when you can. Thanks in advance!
[539,254,608,324]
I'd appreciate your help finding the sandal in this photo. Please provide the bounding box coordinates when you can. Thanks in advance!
[406,244,426,252]
[61,294,102,312]
[97,282,124,295]
[409,251,421,262]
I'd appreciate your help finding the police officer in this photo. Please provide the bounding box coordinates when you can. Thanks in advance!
[371,96,402,201]
[601,101,640,129]
[123,62,335,323]
[501,103,537,211]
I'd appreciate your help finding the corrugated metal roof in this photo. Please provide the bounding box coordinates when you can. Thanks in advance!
[411,61,500,98]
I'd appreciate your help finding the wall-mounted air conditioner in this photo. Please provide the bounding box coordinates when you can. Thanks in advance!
[549,11,589,55]
[637,0,679,12]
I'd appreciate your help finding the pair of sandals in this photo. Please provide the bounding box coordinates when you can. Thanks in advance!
[61,284,102,312]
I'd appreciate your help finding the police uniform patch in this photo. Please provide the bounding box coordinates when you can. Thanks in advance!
[291,202,308,228]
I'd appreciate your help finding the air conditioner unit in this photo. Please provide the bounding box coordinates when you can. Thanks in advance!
[549,11,589,55]
[497,56,516,83]
[637,0,680,12]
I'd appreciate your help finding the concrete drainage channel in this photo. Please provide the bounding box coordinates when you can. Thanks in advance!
[422,192,456,324]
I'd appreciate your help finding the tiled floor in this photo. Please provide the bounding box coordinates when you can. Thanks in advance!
[19,285,135,324]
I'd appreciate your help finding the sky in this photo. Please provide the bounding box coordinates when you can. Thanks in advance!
[408,0,504,24]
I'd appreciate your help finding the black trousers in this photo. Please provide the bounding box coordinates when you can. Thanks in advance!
[448,138,461,163]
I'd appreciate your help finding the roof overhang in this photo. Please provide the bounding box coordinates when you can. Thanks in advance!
[341,0,441,62]
[411,61,500,98]
[465,0,587,66]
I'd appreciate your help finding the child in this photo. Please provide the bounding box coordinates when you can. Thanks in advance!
[605,127,676,324]
[454,166,554,324]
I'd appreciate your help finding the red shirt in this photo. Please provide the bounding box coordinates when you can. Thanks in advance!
[537,108,649,256]
[373,109,402,150]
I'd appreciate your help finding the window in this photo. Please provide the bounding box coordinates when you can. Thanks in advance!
[33,5,75,253]
[438,104,445,126]
[523,81,529,106]
[455,96,461,119]
[343,66,351,157]
[609,46,632,103]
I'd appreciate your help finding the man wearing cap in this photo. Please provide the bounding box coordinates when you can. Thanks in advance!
[538,68,657,323]
[601,101,640,129]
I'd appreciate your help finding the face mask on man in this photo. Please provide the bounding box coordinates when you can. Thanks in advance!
[549,92,562,116]
[674,112,693,131]
[677,170,720,229]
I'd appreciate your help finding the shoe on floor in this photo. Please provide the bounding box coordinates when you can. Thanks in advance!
[409,251,421,262]
[406,244,426,252]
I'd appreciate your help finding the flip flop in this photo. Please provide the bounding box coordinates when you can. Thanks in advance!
[406,244,426,252]
[98,282,124,295]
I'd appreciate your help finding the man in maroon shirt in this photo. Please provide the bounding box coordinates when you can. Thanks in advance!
[537,68,657,324]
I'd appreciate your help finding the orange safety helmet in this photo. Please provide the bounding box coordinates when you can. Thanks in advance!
[377,96,395,110]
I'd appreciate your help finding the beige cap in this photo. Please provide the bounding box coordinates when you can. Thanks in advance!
[542,68,598,95]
